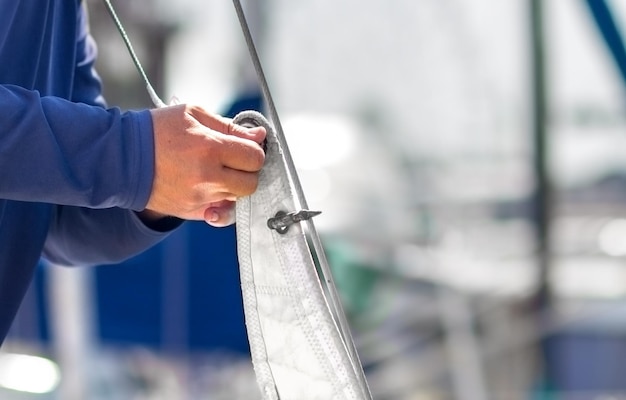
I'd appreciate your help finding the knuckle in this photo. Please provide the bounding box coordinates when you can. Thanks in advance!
[188,172,215,206]
[185,104,202,115]
[185,188,205,210]
[250,177,259,193]
[250,147,266,170]
[226,121,236,136]
[245,174,260,195]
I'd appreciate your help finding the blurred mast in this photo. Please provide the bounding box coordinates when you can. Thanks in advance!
[530,0,554,391]
[530,0,552,312]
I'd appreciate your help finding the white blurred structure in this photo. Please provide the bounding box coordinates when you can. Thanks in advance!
[6,0,626,398]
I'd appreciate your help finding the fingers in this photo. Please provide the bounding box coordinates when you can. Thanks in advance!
[210,167,259,198]
[186,104,266,171]
[231,124,266,145]
[187,105,266,144]
[216,134,265,172]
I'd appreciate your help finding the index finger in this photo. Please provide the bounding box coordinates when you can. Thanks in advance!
[218,134,266,172]
[187,105,266,144]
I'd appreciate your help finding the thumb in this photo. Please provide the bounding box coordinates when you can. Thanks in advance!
[203,200,236,227]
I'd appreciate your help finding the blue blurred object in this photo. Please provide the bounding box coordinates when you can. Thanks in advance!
[544,333,626,393]
[584,0,626,89]
[95,222,249,352]
[222,90,264,119]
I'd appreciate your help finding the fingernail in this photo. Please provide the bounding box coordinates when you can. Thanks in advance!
[209,211,219,222]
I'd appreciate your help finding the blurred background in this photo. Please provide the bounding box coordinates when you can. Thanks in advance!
[4,0,626,398]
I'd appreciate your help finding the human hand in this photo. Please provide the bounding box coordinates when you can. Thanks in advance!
[146,104,266,227]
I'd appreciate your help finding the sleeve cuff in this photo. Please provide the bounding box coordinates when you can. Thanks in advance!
[127,109,155,211]
[134,211,184,233]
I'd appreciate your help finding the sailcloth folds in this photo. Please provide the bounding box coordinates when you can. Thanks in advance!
[234,111,368,400]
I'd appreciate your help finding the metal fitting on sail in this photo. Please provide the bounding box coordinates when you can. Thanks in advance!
[267,210,322,234]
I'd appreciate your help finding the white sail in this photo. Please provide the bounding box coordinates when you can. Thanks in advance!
[235,111,369,400]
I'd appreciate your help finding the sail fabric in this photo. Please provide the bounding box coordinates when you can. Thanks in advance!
[235,111,364,399]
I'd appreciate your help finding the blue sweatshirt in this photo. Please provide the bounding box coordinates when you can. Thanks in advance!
[0,1,177,343]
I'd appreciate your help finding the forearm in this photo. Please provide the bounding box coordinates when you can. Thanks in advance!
[0,84,154,210]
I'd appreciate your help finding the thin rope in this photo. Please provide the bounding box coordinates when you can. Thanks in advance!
[231,1,372,398]
[102,0,166,108]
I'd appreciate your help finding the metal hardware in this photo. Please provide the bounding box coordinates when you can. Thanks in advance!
[267,210,322,234]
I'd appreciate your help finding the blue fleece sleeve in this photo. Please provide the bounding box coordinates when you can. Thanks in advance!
[0,85,154,211]
[43,206,171,266]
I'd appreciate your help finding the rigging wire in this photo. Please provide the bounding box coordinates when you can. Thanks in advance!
[102,0,166,108]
